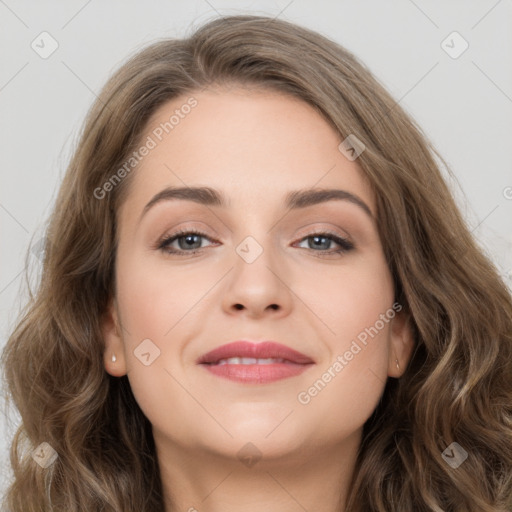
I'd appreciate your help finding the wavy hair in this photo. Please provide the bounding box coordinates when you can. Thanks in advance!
[2,14,511,512]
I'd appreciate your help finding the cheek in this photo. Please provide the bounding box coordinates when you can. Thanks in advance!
[296,308,393,438]
[294,257,394,429]
[114,250,229,427]
[304,254,394,349]
[116,251,209,345]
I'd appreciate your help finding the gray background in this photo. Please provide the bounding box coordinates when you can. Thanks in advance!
[1,0,511,496]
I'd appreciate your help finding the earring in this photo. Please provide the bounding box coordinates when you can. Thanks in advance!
[395,358,400,370]
[111,353,117,363]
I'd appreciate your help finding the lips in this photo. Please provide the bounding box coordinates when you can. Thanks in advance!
[197,341,315,384]
[197,340,315,365]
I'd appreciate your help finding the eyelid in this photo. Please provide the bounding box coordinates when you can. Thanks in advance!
[294,222,351,240]
[157,222,351,244]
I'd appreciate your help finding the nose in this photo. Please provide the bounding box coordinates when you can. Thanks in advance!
[221,238,293,319]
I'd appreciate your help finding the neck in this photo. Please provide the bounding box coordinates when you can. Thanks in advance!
[155,429,361,512]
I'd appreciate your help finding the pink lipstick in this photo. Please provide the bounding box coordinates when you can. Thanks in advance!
[197,340,315,384]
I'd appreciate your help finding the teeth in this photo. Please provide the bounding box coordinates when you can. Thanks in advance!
[216,357,287,365]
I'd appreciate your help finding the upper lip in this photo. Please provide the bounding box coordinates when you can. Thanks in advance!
[197,341,315,365]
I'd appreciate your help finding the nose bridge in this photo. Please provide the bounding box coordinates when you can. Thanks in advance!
[228,203,277,265]
[221,225,292,316]
[232,228,281,283]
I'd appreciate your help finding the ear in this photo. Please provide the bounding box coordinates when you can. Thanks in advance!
[100,296,127,377]
[387,309,415,378]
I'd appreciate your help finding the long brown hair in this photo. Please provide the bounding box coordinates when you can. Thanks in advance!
[2,14,511,512]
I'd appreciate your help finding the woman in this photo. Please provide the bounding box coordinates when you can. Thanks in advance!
[2,14,511,512]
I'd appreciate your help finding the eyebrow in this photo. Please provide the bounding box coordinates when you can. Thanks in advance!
[139,185,373,222]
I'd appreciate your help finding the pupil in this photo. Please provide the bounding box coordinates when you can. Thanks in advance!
[182,234,200,249]
[312,235,328,249]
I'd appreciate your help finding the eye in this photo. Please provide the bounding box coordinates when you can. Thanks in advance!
[157,229,217,255]
[294,231,354,257]
[157,228,354,257]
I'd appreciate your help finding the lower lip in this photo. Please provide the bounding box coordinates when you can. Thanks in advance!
[200,362,313,383]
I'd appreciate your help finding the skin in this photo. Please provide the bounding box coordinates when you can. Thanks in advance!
[101,86,415,512]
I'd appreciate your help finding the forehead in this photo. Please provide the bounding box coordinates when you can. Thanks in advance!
[118,87,375,222]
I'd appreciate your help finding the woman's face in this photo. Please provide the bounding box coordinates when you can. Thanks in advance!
[102,86,413,463]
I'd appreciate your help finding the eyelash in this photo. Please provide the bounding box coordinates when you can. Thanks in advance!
[156,228,354,257]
